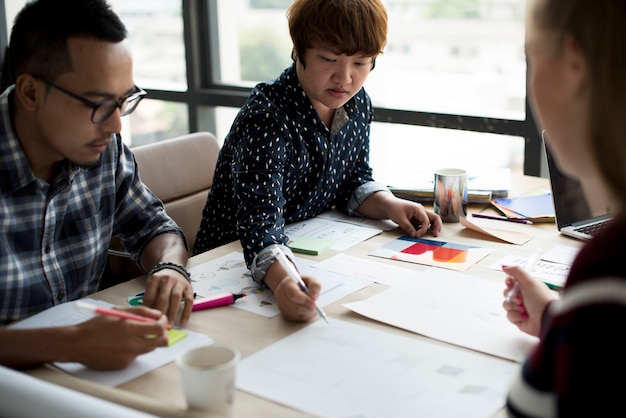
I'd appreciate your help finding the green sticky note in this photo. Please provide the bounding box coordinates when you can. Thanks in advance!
[289,236,335,255]
[167,329,188,346]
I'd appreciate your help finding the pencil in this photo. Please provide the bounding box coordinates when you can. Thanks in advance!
[472,212,533,225]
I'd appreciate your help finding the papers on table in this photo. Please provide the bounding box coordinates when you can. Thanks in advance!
[387,167,512,200]
[8,298,212,387]
[284,209,395,252]
[491,193,555,222]
[370,236,493,271]
[542,244,580,265]
[237,318,519,418]
[316,208,398,231]
[488,244,579,290]
[189,252,371,318]
[313,253,416,287]
[461,215,534,245]
[344,268,538,362]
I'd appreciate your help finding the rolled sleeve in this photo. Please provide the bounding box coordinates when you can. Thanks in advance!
[347,181,393,216]
[251,244,297,286]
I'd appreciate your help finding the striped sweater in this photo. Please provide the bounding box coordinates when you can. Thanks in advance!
[506,216,626,417]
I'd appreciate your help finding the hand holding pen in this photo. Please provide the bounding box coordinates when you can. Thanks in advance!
[505,249,542,303]
[271,247,329,323]
[502,248,557,337]
[75,300,173,329]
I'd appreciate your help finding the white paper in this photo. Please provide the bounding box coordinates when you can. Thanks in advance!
[237,319,519,418]
[0,365,158,418]
[9,298,212,386]
[189,252,371,318]
[489,253,570,289]
[541,244,579,265]
[312,252,416,286]
[316,208,398,231]
[285,212,386,251]
[344,268,538,362]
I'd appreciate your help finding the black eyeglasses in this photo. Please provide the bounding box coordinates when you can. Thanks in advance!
[33,75,146,124]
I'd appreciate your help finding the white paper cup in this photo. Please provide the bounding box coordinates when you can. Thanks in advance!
[176,344,240,415]
[433,168,468,223]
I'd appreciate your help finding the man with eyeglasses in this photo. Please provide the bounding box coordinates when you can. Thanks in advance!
[0,0,194,370]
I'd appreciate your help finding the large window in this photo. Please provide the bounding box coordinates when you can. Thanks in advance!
[207,0,530,180]
[210,0,526,121]
[2,0,543,178]
[113,0,188,145]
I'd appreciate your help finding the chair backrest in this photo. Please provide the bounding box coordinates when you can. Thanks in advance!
[101,131,220,289]
[132,131,220,254]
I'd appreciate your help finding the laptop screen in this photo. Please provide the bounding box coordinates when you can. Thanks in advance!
[545,144,593,229]
[545,141,612,238]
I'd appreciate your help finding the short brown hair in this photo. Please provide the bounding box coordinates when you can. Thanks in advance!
[532,0,626,209]
[287,0,387,67]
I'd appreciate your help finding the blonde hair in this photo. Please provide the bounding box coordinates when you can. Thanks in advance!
[533,0,626,210]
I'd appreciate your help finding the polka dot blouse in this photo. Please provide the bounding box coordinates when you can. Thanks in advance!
[193,63,388,274]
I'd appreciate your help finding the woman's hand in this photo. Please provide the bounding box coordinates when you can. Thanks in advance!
[502,265,557,337]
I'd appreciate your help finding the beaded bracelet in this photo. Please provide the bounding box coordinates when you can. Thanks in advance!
[148,261,191,283]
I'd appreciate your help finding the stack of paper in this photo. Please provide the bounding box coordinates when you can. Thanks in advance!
[491,193,555,223]
[388,168,511,203]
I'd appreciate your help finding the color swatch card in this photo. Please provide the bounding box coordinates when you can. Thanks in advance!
[369,236,492,271]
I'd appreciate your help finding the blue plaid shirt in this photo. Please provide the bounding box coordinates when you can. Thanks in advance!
[0,86,184,325]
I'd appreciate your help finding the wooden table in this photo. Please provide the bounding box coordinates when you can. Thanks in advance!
[24,175,582,418]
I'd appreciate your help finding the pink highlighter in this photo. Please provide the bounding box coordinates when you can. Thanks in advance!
[192,292,246,312]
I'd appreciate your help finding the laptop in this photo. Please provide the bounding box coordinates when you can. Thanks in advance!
[545,142,612,240]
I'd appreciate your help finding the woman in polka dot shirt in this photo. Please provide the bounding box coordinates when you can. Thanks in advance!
[194,0,442,321]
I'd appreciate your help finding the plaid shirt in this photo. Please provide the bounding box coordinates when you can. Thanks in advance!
[0,86,183,325]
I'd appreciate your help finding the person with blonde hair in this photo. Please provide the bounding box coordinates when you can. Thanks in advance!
[503,0,626,415]
[194,0,442,321]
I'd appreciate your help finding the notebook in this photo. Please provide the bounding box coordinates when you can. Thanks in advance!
[545,142,612,240]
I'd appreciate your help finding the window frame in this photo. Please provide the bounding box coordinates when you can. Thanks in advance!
[0,0,545,177]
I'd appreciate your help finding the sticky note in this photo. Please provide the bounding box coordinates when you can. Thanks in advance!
[289,236,334,255]
[167,329,188,346]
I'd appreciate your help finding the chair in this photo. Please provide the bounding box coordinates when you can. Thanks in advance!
[100,131,220,288]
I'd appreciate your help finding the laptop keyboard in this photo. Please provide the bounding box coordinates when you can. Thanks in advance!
[574,220,610,236]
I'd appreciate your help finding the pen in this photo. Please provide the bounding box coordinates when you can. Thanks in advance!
[192,292,246,311]
[74,300,172,329]
[505,248,542,303]
[472,212,533,225]
[272,247,329,323]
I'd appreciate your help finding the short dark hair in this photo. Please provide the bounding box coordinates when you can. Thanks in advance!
[287,0,387,67]
[8,0,127,82]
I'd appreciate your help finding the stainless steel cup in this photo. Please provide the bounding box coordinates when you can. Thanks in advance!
[433,168,468,222]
